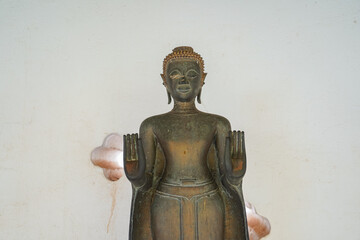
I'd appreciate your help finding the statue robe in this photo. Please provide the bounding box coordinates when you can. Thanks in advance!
[127,142,249,240]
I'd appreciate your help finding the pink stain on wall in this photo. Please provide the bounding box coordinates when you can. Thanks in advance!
[107,183,118,233]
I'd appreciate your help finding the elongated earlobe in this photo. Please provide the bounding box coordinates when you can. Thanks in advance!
[167,90,172,104]
[161,74,171,104]
[161,74,166,84]
[202,73,207,83]
[197,89,202,104]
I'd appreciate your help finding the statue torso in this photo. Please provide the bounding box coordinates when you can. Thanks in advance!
[144,111,230,240]
[148,112,219,185]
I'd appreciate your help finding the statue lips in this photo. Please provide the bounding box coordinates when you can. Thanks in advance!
[176,84,191,93]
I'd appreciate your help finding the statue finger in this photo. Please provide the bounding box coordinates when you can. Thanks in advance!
[231,130,237,158]
[134,133,139,160]
[126,134,131,161]
[234,130,240,158]
[240,131,245,155]
[131,134,137,160]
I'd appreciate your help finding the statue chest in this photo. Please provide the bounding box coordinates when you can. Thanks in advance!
[155,118,215,144]
[153,118,216,165]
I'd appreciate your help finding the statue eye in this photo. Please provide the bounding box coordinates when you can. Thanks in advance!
[169,70,183,80]
[186,70,199,79]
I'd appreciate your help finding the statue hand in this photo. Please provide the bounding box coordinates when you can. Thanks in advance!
[123,133,146,185]
[224,130,246,183]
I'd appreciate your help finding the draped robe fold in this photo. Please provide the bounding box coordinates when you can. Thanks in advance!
[128,142,249,240]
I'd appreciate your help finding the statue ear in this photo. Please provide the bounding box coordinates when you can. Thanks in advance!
[161,74,171,104]
[167,90,172,104]
[197,73,206,104]
[161,74,166,86]
[202,73,207,84]
[197,89,202,104]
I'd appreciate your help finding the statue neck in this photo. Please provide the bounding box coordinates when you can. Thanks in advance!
[171,100,199,114]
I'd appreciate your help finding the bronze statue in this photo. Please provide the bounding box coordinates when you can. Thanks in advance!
[123,46,249,240]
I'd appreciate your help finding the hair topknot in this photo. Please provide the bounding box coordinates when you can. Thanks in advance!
[162,46,205,76]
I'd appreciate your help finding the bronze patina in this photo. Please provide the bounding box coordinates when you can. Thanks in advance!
[124,47,249,240]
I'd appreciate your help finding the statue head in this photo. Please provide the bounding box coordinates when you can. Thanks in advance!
[161,47,207,104]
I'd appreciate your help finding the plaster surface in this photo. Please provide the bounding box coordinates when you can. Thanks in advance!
[0,1,359,239]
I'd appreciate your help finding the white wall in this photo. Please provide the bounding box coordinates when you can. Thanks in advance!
[0,0,359,239]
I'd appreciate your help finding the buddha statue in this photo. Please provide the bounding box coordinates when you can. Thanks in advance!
[122,46,249,240]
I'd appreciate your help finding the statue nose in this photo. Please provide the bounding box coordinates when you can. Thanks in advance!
[179,76,188,84]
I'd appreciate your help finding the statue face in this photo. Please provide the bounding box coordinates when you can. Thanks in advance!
[165,59,203,102]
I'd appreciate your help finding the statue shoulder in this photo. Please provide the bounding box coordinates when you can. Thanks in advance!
[202,112,231,132]
[139,114,166,132]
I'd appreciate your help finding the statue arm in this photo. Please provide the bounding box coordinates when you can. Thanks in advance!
[215,118,231,180]
[123,119,156,190]
[139,119,157,190]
